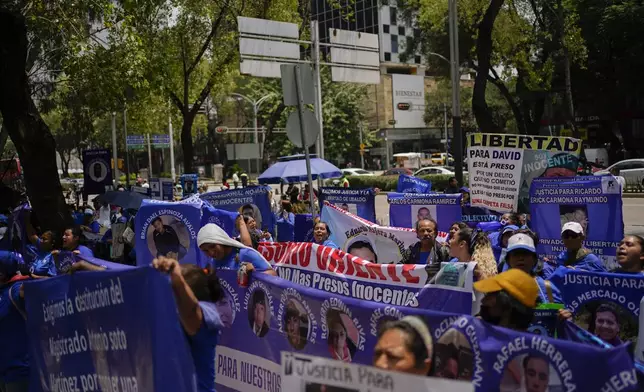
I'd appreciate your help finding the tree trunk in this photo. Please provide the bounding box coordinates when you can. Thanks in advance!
[472,0,505,133]
[0,10,71,232]
[181,114,195,173]
[59,151,71,178]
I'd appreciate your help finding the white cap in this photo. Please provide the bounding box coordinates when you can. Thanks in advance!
[561,221,584,235]
[506,233,536,254]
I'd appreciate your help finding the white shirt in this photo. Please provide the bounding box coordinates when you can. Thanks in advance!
[99,205,111,228]
[614,175,626,191]
[232,173,240,183]
[142,182,150,188]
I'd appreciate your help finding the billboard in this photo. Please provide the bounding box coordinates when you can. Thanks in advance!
[392,74,426,128]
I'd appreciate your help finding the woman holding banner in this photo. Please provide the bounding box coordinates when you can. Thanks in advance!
[152,256,224,392]
[448,228,497,280]
[614,235,644,274]
[197,223,275,275]
[313,219,339,250]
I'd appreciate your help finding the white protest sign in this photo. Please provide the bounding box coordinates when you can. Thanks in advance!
[281,352,474,392]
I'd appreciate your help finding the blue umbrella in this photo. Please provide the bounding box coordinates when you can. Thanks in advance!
[95,191,148,210]
[258,156,342,184]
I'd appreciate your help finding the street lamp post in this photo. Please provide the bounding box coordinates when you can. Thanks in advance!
[231,93,275,176]
[448,0,463,185]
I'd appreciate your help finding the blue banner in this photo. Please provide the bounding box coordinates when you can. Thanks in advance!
[134,199,202,267]
[214,269,638,392]
[200,186,276,236]
[161,178,174,201]
[23,267,196,392]
[82,149,113,195]
[461,205,501,228]
[319,187,376,222]
[180,173,199,196]
[293,214,314,243]
[396,174,431,194]
[388,193,462,232]
[201,201,239,238]
[550,268,643,347]
[149,178,162,199]
[530,176,624,270]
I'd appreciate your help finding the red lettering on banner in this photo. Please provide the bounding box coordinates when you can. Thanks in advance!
[401,264,420,284]
[260,246,274,261]
[366,263,387,281]
[334,254,346,274]
[344,253,355,276]
[275,243,289,263]
[353,260,369,278]
[328,250,340,272]
[386,264,401,282]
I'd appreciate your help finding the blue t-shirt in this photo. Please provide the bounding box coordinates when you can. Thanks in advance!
[188,302,222,392]
[419,251,431,265]
[0,281,29,383]
[535,276,562,304]
[76,245,95,258]
[552,249,606,275]
[31,253,56,276]
[214,248,272,272]
[321,239,339,249]
[88,221,100,234]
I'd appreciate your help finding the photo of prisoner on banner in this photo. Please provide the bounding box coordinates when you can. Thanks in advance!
[434,328,474,381]
[551,269,643,347]
[572,302,637,347]
[325,309,360,363]
[500,354,563,392]
[147,215,190,260]
[249,289,271,338]
[284,299,311,350]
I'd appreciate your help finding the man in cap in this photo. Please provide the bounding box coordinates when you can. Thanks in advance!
[197,222,275,275]
[474,269,538,331]
[543,222,605,279]
[494,224,520,269]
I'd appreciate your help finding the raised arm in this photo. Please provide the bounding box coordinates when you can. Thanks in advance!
[153,256,203,335]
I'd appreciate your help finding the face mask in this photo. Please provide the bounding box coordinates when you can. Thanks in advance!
[479,305,502,325]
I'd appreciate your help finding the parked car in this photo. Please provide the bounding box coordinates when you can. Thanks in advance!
[414,166,468,177]
[381,168,413,176]
[594,159,644,186]
[430,153,454,165]
[341,168,374,176]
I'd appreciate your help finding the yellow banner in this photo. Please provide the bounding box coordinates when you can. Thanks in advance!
[467,133,582,154]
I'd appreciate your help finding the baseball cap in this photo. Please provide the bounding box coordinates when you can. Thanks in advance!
[473,269,538,308]
[84,208,94,216]
[561,221,584,235]
[506,233,536,254]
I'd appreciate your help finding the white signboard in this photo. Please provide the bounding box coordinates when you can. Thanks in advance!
[466,146,524,212]
[281,352,474,392]
[392,74,426,128]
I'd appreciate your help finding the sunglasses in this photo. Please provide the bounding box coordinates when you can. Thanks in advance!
[562,231,580,239]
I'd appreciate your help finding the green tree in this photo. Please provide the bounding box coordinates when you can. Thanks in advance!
[132,0,300,173]
[398,0,586,135]
[424,79,515,133]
